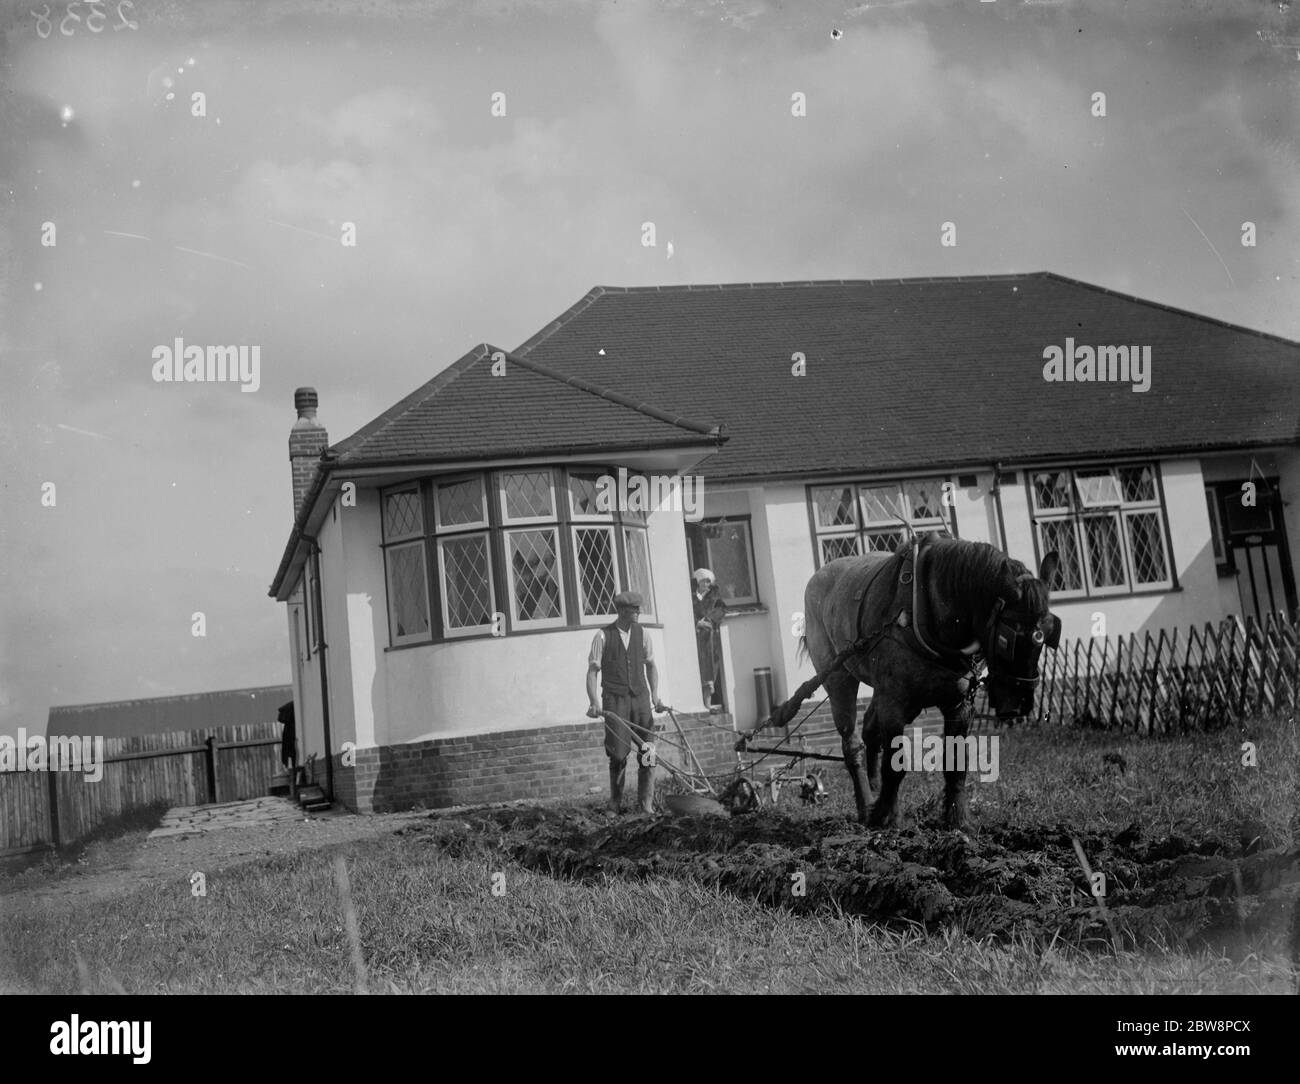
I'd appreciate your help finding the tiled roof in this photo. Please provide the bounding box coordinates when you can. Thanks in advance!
[512,272,1300,481]
[329,344,722,465]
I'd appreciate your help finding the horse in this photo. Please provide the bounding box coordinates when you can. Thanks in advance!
[793,535,1060,829]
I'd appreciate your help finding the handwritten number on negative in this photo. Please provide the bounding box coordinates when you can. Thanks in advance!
[32,0,133,34]
[60,1,82,35]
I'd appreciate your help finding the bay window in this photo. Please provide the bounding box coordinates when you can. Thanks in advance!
[381,466,657,644]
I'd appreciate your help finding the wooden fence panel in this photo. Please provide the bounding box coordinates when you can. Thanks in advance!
[1,721,283,854]
[0,771,49,851]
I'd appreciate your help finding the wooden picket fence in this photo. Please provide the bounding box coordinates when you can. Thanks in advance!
[969,613,1300,733]
[0,722,285,856]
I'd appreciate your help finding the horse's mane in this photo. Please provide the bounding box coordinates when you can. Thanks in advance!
[924,537,1046,615]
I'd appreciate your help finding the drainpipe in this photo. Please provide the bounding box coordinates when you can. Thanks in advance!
[991,461,1010,555]
[305,537,335,801]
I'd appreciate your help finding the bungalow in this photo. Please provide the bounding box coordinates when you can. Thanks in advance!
[268,271,1300,813]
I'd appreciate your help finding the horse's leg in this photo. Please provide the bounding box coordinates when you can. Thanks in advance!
[862,700,882,795]
[940,696,971,830]
[826,670,872,825]
[867,697,910,828]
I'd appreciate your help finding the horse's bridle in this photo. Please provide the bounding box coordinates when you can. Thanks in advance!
[980,584,1062,704]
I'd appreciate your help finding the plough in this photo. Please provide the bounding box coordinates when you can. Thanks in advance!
[600,704,837,815]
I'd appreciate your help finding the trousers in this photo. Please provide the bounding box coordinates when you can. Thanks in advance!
[602,689,656,814]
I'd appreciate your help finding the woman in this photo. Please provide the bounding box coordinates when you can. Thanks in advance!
[691,568,727,711]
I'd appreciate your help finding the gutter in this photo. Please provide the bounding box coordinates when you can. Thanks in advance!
[701,437,1300,487]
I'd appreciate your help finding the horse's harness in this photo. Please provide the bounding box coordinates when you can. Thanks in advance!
[898,540,1059,701]
[760,540,1057,730]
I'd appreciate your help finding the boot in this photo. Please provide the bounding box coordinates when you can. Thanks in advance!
[636,764,656,815]
[608,759,626,813]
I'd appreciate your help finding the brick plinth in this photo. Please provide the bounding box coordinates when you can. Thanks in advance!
[324,712,766,814]
[309,698,920,814]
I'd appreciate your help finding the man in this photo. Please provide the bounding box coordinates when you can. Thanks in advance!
[586,591,666,814]
[692,568,727,712]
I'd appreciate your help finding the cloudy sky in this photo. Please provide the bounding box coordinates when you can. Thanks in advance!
[0,0,1297,738]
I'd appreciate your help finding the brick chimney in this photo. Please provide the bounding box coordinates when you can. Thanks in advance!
[289,387,328,516]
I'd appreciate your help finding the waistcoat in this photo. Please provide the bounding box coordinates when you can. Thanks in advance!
[601,622,648,697]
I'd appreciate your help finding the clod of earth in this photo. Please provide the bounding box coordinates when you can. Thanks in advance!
[405,805,1300,951]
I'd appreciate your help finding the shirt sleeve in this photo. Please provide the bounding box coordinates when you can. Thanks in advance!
[641,630,655,663]
[588,630,604,668]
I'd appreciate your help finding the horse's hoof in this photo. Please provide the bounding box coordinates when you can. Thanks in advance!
[867,808,898,829]
[942,805,969,831]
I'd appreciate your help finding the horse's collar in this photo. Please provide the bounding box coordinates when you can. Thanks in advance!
[897,540,976,674]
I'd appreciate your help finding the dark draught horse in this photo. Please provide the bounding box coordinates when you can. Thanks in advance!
[800,536,1060,829]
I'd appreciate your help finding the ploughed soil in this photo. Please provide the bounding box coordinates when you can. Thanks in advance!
[404,804,1300,952]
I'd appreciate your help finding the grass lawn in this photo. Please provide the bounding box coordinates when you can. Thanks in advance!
[1,713,1295,994]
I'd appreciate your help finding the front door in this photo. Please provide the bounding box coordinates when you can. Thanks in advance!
[1211,478,1297,622]
[684,521,730,710]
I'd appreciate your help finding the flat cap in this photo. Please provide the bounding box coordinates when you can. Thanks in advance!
[613,591,643,608]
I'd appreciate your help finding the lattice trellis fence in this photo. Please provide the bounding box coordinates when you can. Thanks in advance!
[971,613,1299,733]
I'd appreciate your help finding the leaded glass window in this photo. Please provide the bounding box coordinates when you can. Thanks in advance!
[810,478,955,566]
[438,534,494,633]
[507,528,564,626]
[501,470,555,522]
[386,541,431,642]
[574,526,618,618]
[380,467,657,643]
[1029,463,1173,596]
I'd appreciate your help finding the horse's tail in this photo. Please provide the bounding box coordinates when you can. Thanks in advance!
[796,634,808,667]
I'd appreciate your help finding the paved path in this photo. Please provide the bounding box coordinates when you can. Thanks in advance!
[148,796,308,839]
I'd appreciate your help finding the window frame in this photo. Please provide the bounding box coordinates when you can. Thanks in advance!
[307,553,328,652]
[700,515,761,607]
[1205,486,1228,570]
[504,524,568,630]
[571,523,621,626]
[499,468,560,526]
[380,484,433,646]
[567,469,617,523]
[808,476,958,569]
[622,524,657,622]
[1077,510,1130,597]
[379,466,659,646]
[1028,461,1175,598]
[1121,507,1173,589]
[433,474,490,533]
[435,530,497,638]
